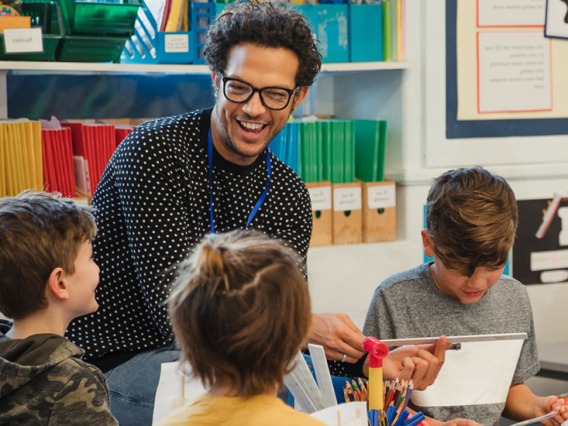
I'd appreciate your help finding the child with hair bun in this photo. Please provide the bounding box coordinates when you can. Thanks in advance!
[158,230,324,426]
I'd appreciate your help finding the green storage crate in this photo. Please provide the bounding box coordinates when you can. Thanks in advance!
[0,1,64,61]
[58,0,141,36]
[58,34,128,62]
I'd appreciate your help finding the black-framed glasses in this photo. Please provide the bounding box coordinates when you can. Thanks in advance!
[221,75,299,111]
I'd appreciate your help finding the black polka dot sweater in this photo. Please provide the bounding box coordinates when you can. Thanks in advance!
[66,108,313,363]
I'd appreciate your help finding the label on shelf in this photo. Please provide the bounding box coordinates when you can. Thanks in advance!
[367,184,396,209]
[164,33,190,53]
[333,187,362,211]
[4,28,43,53]
[309,185,332,211]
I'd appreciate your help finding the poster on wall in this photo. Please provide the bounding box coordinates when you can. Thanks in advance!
[513,198,568,285]
[445,0,568,138]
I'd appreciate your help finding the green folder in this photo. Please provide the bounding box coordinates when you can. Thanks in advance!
[354,119,387,182]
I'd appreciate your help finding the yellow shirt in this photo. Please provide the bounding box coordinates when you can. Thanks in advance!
[156,393,325,426]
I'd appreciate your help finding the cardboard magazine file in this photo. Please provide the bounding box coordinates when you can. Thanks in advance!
[306,181,333,247]
[362,180,396,243]
[332,182,363,245]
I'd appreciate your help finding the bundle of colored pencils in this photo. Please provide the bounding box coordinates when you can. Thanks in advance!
[344,378,426,426]
[343,378,368,402]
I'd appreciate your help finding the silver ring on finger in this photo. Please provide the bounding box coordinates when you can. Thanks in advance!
[341,353,347,362]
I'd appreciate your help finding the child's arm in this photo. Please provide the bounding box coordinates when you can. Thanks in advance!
[503,383,568,425]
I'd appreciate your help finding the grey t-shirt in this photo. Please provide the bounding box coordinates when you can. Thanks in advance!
[363,262,540,426]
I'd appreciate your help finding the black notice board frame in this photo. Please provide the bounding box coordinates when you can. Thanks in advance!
[445,0,568,139]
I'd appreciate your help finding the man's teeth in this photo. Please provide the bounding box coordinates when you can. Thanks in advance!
[241,121,264,130]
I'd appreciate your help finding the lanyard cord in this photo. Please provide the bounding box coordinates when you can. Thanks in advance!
[208,129,272,233]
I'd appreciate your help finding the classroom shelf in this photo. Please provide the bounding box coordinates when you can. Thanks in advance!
[0,60,410,74]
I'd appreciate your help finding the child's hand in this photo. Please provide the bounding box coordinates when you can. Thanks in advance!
[542,396,568,425]
[382,336,450,390]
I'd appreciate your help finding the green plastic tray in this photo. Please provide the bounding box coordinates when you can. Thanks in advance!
[58,0,141,36]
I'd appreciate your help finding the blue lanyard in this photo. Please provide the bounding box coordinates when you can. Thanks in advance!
[208,129,272,233]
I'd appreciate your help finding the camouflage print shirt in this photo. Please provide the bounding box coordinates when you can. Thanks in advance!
[0,322,118,425]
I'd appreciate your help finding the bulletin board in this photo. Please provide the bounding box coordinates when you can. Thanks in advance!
[447,0,568,139]
[423,0,568,169]
[513,198,568,285]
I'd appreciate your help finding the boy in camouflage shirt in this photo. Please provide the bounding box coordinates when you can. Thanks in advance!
[0,191,117,425]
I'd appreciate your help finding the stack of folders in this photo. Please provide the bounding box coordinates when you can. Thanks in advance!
[381,0,406,62]
[65,122,130,196]
[269,118,387,184]
[42,127,76,198]
[0,118,133,199]
[0,120,43,197]
[269,121,301,175]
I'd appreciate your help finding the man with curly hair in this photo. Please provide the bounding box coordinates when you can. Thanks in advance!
[67,3,448,425]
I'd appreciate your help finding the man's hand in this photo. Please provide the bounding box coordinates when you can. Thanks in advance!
[308,313,366,362]
[368,336,450,390]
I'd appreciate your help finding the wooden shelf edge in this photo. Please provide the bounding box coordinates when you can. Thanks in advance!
[0,60,410,74]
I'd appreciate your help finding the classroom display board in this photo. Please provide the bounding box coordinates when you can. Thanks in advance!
[513,198,568,285]
[424,0,568,169]
[447,0,568,139]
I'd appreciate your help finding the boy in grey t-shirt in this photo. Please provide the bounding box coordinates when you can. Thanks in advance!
[363,167,568,426]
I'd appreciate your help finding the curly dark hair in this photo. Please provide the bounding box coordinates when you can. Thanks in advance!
[203,1,322,87]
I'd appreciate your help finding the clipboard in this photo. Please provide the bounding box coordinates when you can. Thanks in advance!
[387,332,528,407]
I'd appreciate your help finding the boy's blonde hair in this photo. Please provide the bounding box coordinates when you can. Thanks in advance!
[0,191,96,319]
[168,230,311,397]
[426,167,518,277]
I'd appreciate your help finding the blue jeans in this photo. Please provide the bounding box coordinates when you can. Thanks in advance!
[105,344,181,426]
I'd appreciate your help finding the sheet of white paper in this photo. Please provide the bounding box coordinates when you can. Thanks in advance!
[308,344,337,408]
[478,0,546,27]
[152,361,208,424]
[411,338,524,407]
[478,32,551,113]
[310,401,368,426]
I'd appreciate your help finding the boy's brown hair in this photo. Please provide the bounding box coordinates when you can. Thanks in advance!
[0,191,96,319]
[426,166,518,277]
[168,230,311,397]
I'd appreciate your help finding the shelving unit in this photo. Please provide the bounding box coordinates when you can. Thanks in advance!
[0,58,412,330]
[0,60,410,119]
[0,60,410,73]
